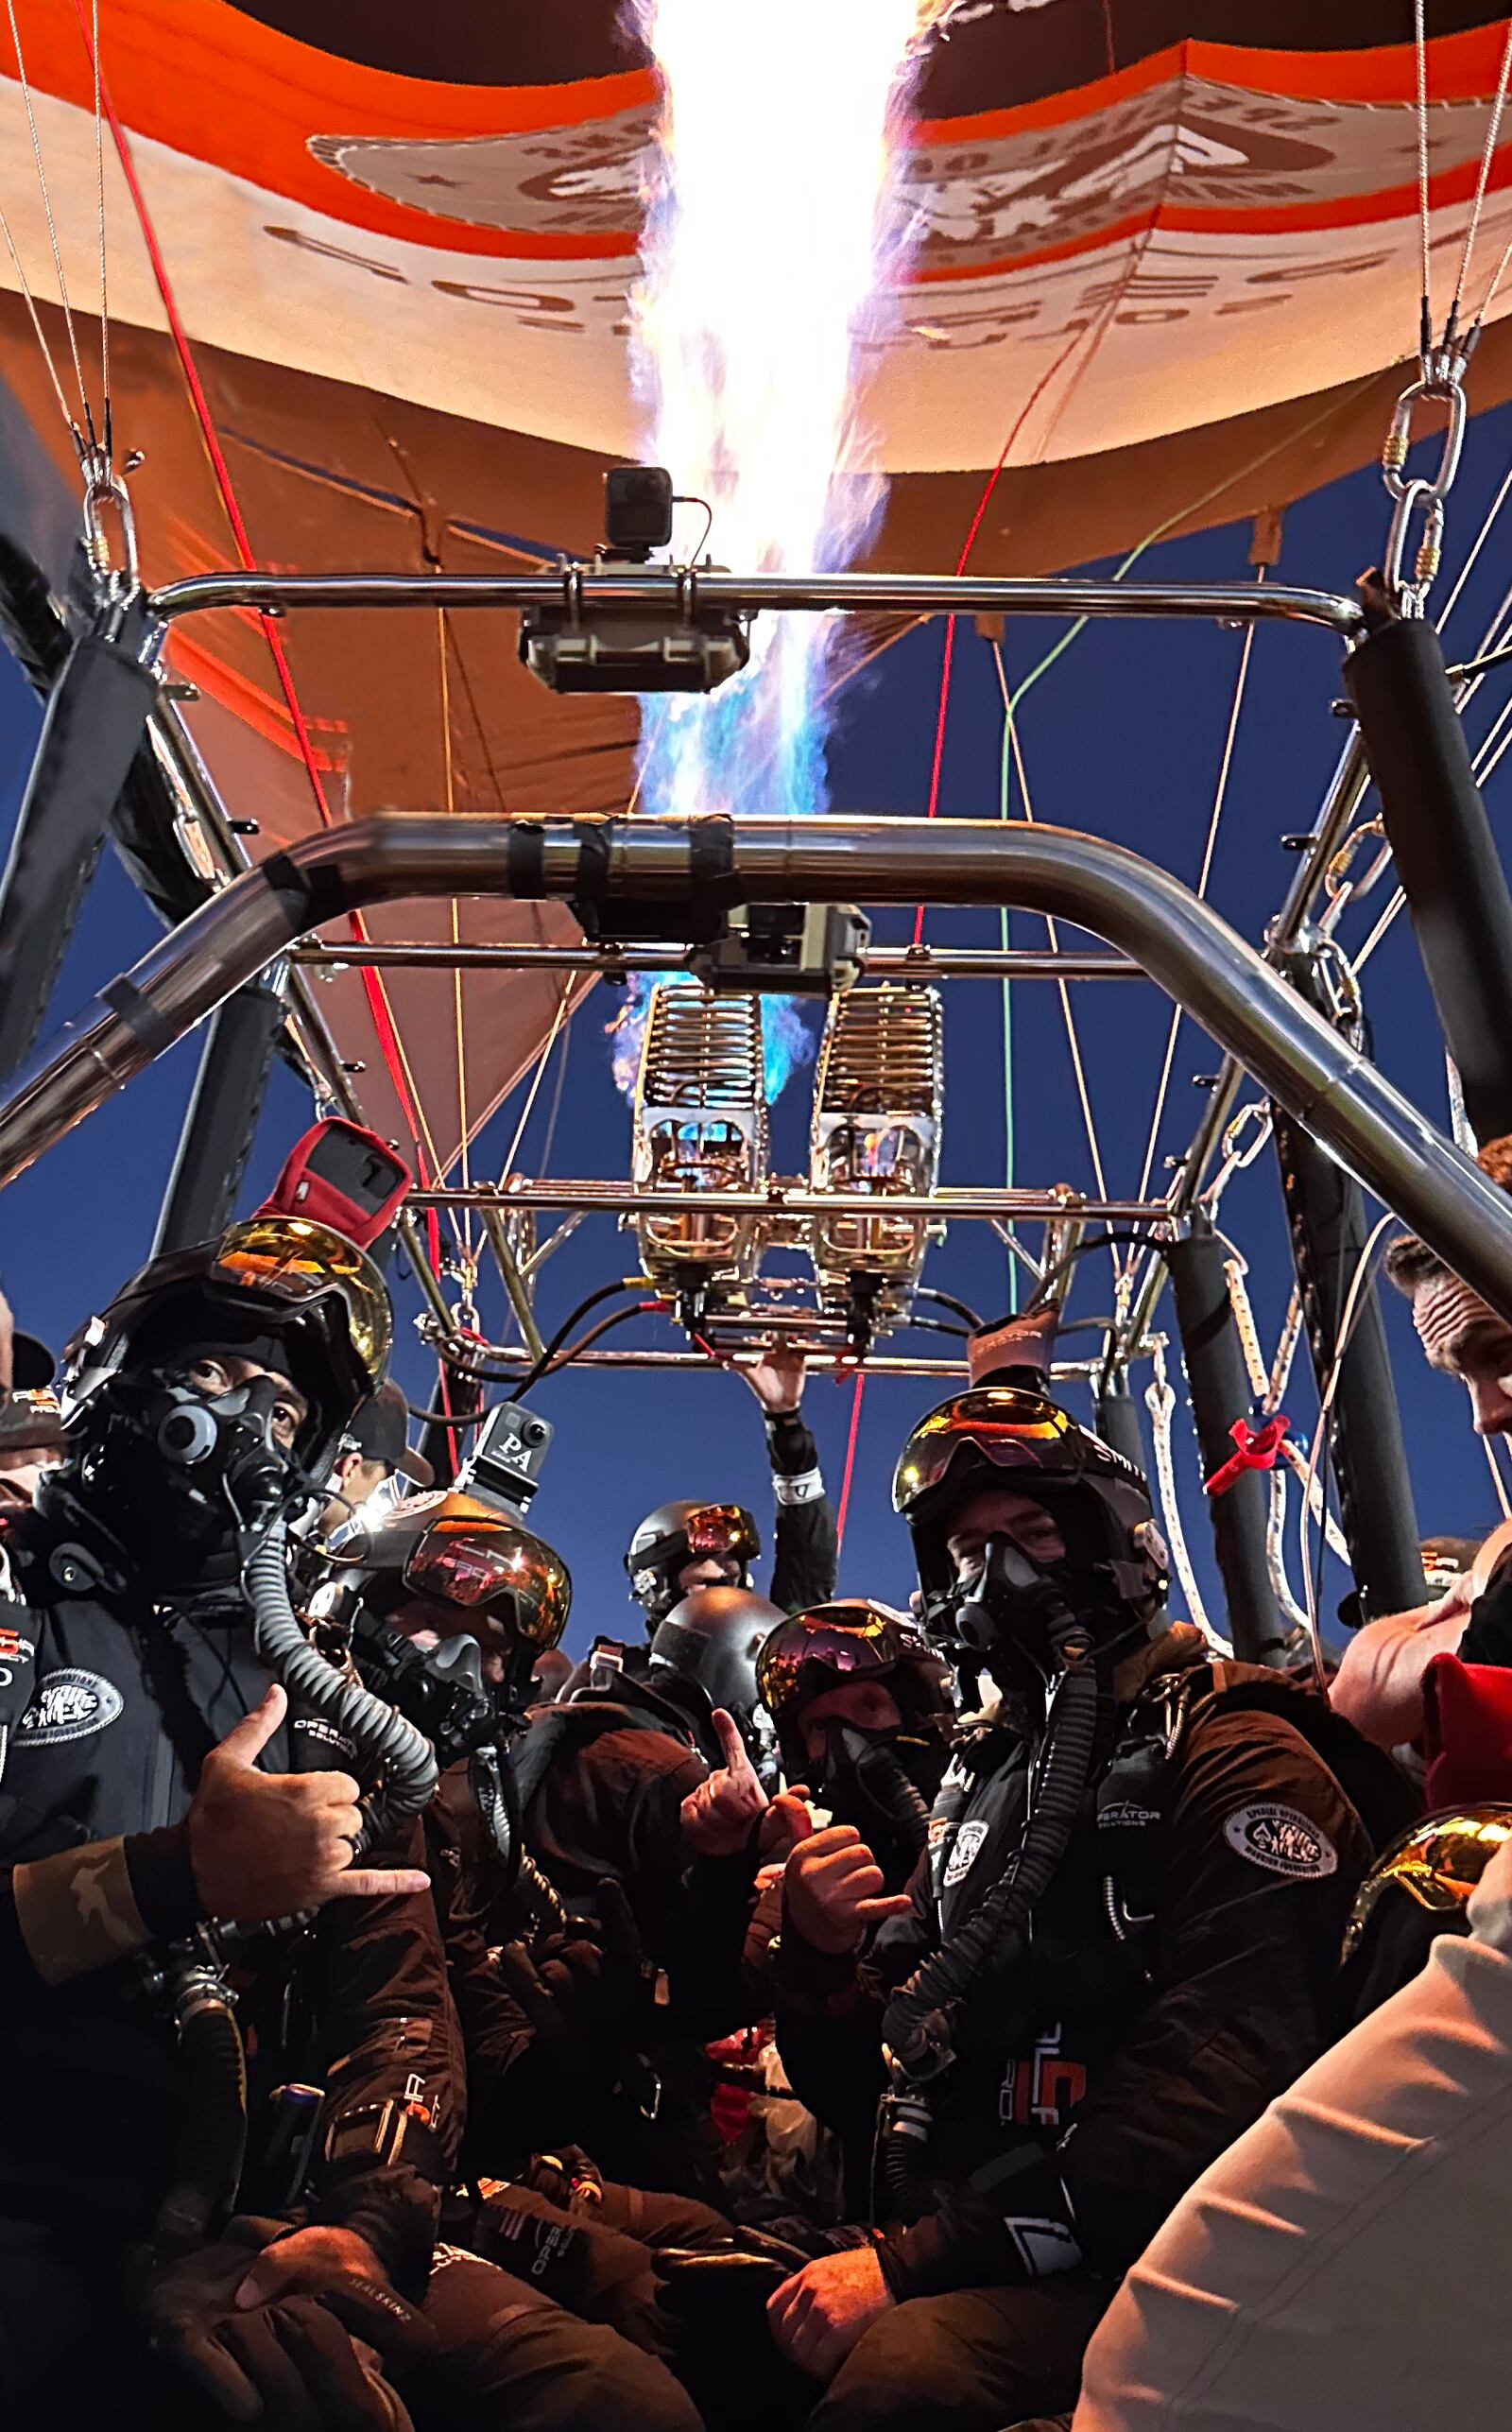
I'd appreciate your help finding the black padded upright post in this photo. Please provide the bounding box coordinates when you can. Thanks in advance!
[1165,1217,1286,1665]
[0,621,157,1078]
[1095,1370,1150,1479]
[1345,613,1512,1147]
[152,972,287,1256]
[1273,950,1426,1625]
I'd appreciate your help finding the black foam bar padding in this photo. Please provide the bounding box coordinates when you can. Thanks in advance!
[0,626,157,1079]
[1346,615,1512,1147]
[151,975,286,1256]
[1165,1220,1286,1666]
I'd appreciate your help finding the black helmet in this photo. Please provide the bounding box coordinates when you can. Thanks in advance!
[893,1382,1167,1651]
[45,1215,390,1589]
[650,1583,783,1782]
[66,1214,389,1479]
[340,1488,572,1716]
[756,1599,955,1783]
[626,1499,761,1625]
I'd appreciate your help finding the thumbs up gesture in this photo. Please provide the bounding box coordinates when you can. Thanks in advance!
[186,1685,430,1923]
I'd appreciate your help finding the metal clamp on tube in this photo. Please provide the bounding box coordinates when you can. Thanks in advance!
[6,812,1512,1330]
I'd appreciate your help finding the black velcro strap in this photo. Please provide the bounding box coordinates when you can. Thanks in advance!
[101,974,183,1060]
[507,822,546,901]
[689,815,737,903]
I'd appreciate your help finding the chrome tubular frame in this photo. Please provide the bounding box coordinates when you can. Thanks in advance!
[146,565,1365,638]
[2,807,1510,1319]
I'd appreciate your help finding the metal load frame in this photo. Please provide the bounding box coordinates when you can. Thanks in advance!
[4,558,1505,1328]
[5,552,1509,1666]
[126,559,1376,1340]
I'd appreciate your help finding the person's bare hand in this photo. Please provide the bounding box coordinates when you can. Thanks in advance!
[188,1687,430,1922]
[680,1707,772,1858]
[235,2225,387,2312]
[740,1343,807,1417]
[767,2247,893,2381]
[758,1787,815,1859]
[783,1823,911,1954]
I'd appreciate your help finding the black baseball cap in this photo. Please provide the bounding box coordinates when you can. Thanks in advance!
[345,1380,433,1487]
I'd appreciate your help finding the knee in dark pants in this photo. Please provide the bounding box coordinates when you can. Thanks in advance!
[807,2283,1104,2432]
[416,2248,704,2432]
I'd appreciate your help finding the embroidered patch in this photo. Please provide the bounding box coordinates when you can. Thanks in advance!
[1223,1802,1336,1880]
[15,1668,124,1746]
[943,1817,988,1887]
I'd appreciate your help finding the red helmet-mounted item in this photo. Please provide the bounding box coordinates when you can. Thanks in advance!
[260,1120,410,1251]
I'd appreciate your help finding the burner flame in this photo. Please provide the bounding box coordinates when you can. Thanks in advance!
[614,0,936,1097]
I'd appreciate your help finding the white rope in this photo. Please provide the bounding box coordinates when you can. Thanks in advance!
[1297,1211,1397,1687]
[1436,452,1512,633]
[991,645,1113,1215]
[4,0,92,442]
[1446,1051,1476,1151]
[1415,0,1434,344]
[1279,1435,1350,1563]
[1485,1430,1512,1521]
[89,0,110,455]
[1264,1289,1304,1418]
[1450,17,1512,327]
[1266,1468,1313,1638]
[1145,1343,1224,1648]
[1135,605,1259,1215]
[1222,1252,1269,1402]
[0,196,75,433]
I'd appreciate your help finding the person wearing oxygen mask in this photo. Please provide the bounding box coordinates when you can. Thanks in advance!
[765,1313,1412,2432]
[756,1601,957,1898]
[376,1544,809,2199]
[0,1124,700,2432]
[624,1343,839,1639]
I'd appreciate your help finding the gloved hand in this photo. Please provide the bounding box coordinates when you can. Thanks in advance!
[497,1884,657,2076]
[519,2145,607,2210]
[146,2216,434,2432]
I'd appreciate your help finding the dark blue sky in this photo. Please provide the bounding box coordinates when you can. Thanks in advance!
[5,407,1512,1654]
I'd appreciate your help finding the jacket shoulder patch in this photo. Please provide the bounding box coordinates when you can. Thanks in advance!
[943,1817,988,1887]
[15,1667,125,1747]
[1223,1801,1336,1880]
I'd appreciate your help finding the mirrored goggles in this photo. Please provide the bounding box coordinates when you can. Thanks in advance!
[756,1603,917,1718]
[893,1387,1074,1514]
[683,1504,761,1562]
[404,1517,572,1651]
[214,1214,391,1388]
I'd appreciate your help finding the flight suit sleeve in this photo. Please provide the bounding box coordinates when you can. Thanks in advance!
[765,1409,838,1613]
[301,1820,466,2298]
[878,1711,1373,2299]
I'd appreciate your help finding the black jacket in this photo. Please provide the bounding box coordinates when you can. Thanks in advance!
[776,1631,1407,2300]
[765,1409,837,1613]
[0,1561,460,2292]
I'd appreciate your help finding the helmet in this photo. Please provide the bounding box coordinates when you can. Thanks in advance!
[892,1382,1167,1656]
[67,1214,389,1477]
[756,1599,955,1784]
[650,1583,784,1782]
[626,1499,761,1625]
[341,1489,572,1715]
[46,1214,390,1587]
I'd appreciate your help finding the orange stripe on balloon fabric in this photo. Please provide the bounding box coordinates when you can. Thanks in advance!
[913,23,1512,147]
[5,0,648,258]
[166,630,346,772]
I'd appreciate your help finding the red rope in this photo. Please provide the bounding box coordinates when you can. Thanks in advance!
[72,3,432,1176]
[910,330,1097,946]
[834,1371,867,1556]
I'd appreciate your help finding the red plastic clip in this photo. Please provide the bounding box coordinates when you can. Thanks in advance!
[1204,1413,1290,1499]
